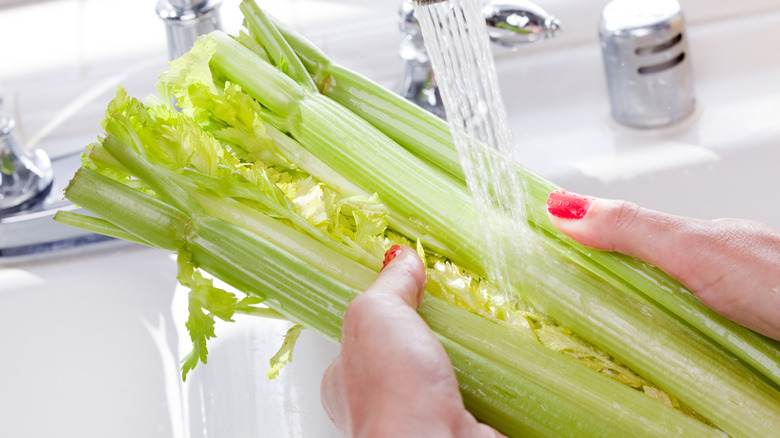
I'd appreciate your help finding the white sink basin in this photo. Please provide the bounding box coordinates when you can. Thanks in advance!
[0,246,340,437]
[498,4,780,228]
[1,0,779,437]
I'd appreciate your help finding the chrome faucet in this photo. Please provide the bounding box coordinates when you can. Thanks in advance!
[157,0,223,60]
[0,94,53,215]
[0,3,225,263]
[398,0,561,117]
[0,88,118,263]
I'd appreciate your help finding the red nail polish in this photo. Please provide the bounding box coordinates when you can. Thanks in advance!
[546,190,594,220]
[381,245,403,270]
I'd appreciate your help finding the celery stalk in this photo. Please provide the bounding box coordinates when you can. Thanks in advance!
[207,31,486,270]
[225,10,780,435]
[59,165,722,438]
[53,1,780,435]
[258,9,780,389]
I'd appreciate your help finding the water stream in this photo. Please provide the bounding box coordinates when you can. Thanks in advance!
[414,0,529,307]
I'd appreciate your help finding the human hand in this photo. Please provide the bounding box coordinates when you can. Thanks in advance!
[546,190,780,341]
[321,245,504,438]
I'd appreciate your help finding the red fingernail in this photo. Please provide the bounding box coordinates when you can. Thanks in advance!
[546,190,594,220]
[381,245,403,270]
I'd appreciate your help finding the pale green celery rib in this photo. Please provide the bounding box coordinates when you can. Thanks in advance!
[218,19,780,435]
[53,210,151,247]
[261,14,464,180]
[64,163,722,437]
[239,0,316,92]
[209,32,485,271]
[63,167,186,252]
[422,297,722,438]
[260,15,780,390]
[207,31,304,118]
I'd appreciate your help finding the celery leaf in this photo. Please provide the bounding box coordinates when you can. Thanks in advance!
[266,324,304,380]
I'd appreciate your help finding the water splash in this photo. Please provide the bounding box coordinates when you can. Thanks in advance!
[414,0,529,308]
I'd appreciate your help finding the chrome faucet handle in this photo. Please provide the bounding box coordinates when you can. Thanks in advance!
[157,0,223,60]
[483,0,561,47]
[0,93,53,215]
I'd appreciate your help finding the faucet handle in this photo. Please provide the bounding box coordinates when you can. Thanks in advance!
[482,0,561,47]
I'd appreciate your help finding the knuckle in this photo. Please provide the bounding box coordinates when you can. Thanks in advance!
[609,200,643,232]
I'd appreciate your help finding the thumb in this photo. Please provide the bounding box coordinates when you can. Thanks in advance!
[367,245,428,308]
[545,190,700,287]
[545,189,780,340]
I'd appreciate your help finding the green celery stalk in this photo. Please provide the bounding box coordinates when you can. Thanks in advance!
[256,8,780,390]
[212,10,780,434]
[55,2,780,434]
[53,211,149,247]
[207,31,486,271]
[59,165,722,438]
[256,3,464,181]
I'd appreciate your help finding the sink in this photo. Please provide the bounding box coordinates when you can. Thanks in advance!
[497,3,780,228]
[1,0,779,437]
[0,245,340,437]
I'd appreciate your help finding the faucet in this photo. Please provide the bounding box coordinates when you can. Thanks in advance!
[0,88,119,263]
[0,93,53,215]
[157,0,223,60]
[398,0,561,117]
[0,3,224,263]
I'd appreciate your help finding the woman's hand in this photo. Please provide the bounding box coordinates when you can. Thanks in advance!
[320,246,503,438]
[547,190,780,341]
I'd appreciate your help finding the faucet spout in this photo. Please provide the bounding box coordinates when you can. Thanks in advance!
[398,0,561,117]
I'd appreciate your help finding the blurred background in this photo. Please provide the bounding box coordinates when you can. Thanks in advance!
[1,1,778,437]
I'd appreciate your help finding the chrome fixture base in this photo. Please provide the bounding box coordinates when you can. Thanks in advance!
[0,152,124,265]
[0,91,125,264]
[599,0,696,128]
[157,0,223,60]
[0,115,53,215]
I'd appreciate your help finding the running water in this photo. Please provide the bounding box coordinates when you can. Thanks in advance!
[414,0,530,308]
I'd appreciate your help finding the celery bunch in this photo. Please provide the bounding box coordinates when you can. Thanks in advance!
[56,1,780,436]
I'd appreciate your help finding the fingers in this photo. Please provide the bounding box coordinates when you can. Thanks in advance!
[321,246,439,434]
[321,356,350,435]
[546,190,780,340]
[370,245,428,308]
[546,190,690,263]
[321,246,503,436]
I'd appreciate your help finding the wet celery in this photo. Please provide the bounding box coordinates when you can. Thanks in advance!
[59,166,721,438]
[232,3,780,436]
[258,0,780,392]
[51,0,780,435]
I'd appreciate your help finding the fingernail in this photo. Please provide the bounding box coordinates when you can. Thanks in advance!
[547,190,594,220]
[381,245,403,271]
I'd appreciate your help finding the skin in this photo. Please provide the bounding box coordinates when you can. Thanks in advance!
[320,246,504,438]
[321,193,780,436]
[548,195,780,341]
